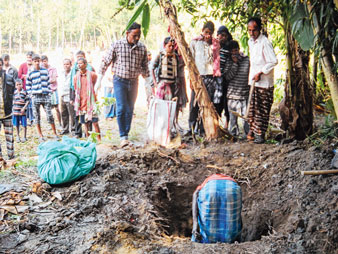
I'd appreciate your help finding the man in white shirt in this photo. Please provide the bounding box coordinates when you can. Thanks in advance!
[59,58,76,135]
[247,17,278,144]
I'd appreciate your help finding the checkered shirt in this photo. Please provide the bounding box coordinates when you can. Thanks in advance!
[192,179,242,243]
[99,38,149,79]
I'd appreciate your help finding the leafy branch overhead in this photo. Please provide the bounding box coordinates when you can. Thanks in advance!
[117,0,153,38]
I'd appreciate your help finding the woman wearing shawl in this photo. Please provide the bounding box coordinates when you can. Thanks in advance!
[73,58,101,141]
[152,37,178,101]
[188,21,222,135]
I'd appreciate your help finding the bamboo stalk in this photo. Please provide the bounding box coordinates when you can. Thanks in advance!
[301,169,338,176]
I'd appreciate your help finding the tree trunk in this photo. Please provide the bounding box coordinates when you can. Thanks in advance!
[79,22,86,49]
[279,18,313,140]
[94,27,96,49]
[160,0,221,139]
[62,18,65,48]
[19,24,22,54]
[9,29,12,54]
[321,49,338,118]
[37,18,40,52]
[0,24,2,55]
[311,54,318,96]
[48,28,52,50]
[57,18,59,48]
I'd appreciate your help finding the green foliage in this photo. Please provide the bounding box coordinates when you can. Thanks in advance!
[94,97,116,115]
[290,2,314,51]
[142,3,151,37]
[123,0,148,34]
[105,129,114,141]
[88,131,100,143]
[307,115,338,147]
[15,158,37,169]
[274,78,285,103]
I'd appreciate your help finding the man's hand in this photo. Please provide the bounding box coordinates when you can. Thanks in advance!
[70,100,74,105]
[253,72,263,82]
[20,108,26,114]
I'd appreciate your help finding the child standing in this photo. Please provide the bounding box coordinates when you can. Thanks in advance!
[41,55,62,129]
[26,54,59,142]
[12,79,29,142]
[188,21,221,135]
[72,57,101,141]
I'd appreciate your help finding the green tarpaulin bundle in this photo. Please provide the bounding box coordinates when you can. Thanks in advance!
[37,136,97,185]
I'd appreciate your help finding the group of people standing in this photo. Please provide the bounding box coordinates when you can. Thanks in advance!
[0,16,278,161]
[187,18,278,143]
[97,17,277,147]
[0,50,101,162]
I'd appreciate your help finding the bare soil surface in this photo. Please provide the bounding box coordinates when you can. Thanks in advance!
[0,136,337,254]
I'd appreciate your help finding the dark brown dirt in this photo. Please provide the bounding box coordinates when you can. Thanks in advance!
[0,140,337,254]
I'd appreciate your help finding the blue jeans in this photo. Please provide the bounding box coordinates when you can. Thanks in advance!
[113,75,138,139]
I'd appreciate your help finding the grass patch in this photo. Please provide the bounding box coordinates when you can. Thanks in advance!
[307,115,338,147]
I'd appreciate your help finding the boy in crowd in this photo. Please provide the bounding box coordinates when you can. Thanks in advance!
[18,51,35,124]
[144,51,154,107]
[12,79,29,142]
[72,57,101,141]
[188,21,221,135]
[26,54,59,142]
[226,40,250,137]
[70,50,95,138]
[0,58,15,160]
[41,55,62,129]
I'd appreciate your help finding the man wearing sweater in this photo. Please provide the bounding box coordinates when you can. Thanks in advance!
[26,54,59,142]
[226,40,250,137]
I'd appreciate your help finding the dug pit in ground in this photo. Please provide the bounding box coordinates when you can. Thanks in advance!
[1,142,337,254]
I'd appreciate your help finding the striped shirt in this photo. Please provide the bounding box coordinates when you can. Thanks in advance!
[153,52,178,84]
[220,48,231,74]
[99,38,149,79]
[12,90,29,116]
[227,54,250,100]
[26,68,51,96]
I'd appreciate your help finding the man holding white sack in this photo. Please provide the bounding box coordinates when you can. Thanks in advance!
[97,22,149,148]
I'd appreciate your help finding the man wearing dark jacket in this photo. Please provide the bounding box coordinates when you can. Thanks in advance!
[0,58,15,161]
[2,54,18,88]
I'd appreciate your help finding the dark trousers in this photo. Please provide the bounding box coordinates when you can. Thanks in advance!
[188,76,217,133]
[74,116,83,138]
[113,75,138,139]
[214,79,229,120]
[188,89,201,132]
[60,96,76,133]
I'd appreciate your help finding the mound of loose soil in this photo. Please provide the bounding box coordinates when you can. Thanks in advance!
[0,141,337,254]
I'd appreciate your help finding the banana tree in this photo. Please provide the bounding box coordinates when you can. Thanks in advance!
[279,1,313,139]
[307,0,338,119]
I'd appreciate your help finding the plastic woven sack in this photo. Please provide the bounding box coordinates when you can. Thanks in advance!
[37,136,97,185]
[147,97,177,146]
